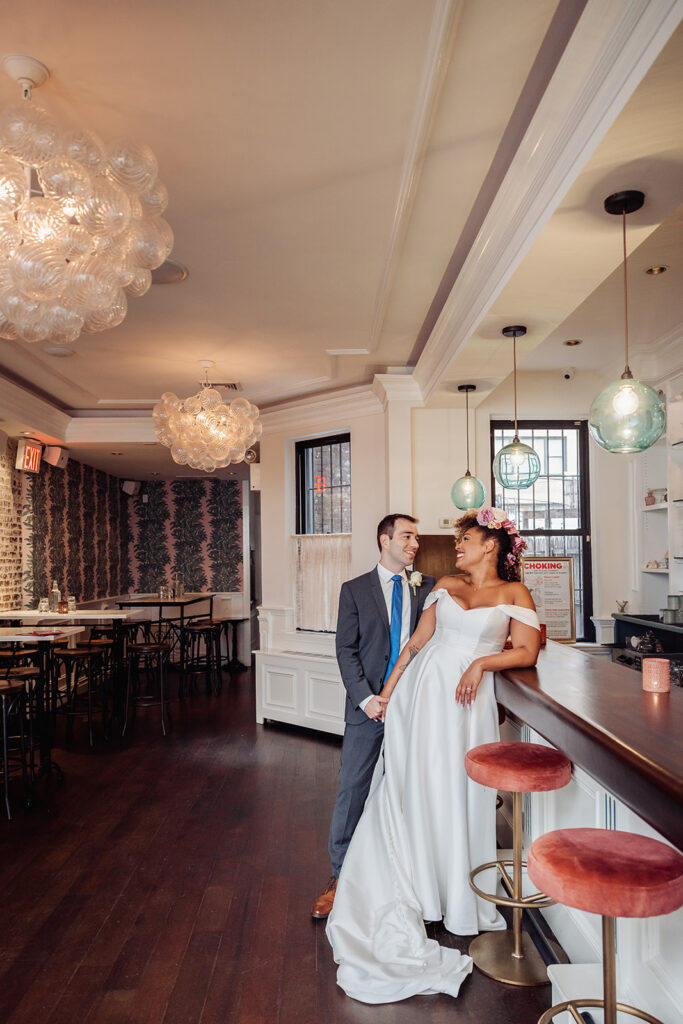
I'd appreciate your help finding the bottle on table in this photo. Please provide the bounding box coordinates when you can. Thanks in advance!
[50,580,61,612]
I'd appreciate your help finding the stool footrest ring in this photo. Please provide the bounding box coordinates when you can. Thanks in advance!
[469,859,555,910]
[539,998,664,1024]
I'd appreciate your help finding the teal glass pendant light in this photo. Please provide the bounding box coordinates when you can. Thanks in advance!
[589,190,666,454]
[493,326,541,490]
[451,384,486,509]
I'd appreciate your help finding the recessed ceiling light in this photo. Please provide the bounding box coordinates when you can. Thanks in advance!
[42,345,75,357]
[563,339,583,347]
[111,451,123,456]
[645,265,668,275]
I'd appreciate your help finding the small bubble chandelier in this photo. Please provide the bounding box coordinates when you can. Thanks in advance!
[153,363,263,473]
[0,54,173,346]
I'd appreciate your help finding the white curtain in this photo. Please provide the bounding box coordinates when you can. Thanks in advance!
[293,534,352,632]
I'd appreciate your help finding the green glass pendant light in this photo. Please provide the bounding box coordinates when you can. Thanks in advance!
[589,190,666,454]
[493,326,541,490]
[451,384,486,509]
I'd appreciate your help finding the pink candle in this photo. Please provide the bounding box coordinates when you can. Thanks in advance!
[642,658,670,693]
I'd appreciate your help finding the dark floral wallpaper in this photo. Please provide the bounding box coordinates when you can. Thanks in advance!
[128,479,243,592]
[16,462,244,606]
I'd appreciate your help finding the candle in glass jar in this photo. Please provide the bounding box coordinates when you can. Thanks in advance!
[642,658,670,692]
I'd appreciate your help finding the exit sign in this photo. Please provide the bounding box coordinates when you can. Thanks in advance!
[15,438,42,474]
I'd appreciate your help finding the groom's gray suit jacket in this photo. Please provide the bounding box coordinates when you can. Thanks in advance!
[335,569,436,725]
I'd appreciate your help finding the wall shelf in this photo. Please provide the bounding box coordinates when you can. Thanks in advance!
[641,567,669,574]
[641,502,668,511]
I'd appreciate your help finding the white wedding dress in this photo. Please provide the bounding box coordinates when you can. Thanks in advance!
[326,588,540,1004]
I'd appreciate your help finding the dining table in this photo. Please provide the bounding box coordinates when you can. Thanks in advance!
[116,593,216,674]
[0,624,86,778]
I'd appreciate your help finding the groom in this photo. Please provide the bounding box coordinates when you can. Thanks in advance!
[311,513,435,918]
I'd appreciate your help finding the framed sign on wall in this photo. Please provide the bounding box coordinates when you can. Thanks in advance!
[522,556,575,643]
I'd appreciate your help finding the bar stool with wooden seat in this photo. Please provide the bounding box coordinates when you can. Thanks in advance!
[123,640,172,737]
[0,675,34,819]
[190,616,232,675]
[527,828,683,1024]
[53,645,107,746]
[464,740,572,986]
[178,621,222,697]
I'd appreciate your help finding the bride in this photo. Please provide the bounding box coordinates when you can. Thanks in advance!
[326,507,541,1004]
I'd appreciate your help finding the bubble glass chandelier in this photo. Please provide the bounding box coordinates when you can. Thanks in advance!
[153,365,262,473]
[0,55,173,346]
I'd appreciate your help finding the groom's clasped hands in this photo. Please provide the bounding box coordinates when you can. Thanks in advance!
[364,694,388,721]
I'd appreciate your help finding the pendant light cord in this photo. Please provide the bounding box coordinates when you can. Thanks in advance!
[465,387,471,474]
[622,209,630,376]
[513,334,519,440]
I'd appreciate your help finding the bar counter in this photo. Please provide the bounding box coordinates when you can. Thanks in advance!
[495,642,683,851]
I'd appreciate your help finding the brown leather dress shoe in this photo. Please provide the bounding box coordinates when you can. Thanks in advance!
[311,876,338,919]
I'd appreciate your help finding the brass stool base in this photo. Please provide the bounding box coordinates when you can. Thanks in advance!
[538,997,663,1024]
[469,930,553,987]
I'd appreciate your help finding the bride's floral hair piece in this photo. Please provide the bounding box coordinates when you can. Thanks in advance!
[475,507,527,568]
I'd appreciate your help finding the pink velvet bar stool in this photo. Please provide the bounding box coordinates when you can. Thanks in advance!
[465,740,572,986]
[528,828,683,1024]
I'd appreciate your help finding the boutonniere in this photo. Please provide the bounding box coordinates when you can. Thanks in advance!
[408,571,422,595]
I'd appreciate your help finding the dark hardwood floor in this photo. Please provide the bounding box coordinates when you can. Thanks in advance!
[0,670,551,1023]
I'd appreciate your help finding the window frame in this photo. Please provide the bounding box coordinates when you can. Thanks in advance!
[490,418,594,641]
[295,432,351,536]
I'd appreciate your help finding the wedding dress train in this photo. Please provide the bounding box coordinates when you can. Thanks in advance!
[326,588,540,1003]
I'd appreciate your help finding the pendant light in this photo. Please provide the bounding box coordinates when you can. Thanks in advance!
[492,325,541,490]
[588,190,666,454]
[451,384,486,509]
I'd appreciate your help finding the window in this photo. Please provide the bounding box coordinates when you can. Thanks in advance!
[296,433,351,535]
[491,420,593,640]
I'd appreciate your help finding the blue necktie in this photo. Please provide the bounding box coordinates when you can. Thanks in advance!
[384,574,403,683]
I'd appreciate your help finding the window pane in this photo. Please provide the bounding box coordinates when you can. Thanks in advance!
[296,434,351,535]
[492,422,590,640]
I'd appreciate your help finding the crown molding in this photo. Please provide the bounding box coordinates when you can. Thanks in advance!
[0,374,70,443]
[372,374,424,410]
[259,384,382,434]
[414,0,683,400]
[65,417,155,443]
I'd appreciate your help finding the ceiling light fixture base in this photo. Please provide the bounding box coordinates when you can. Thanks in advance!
[501,325,527,339]
[603,190,644,216]
[2,54,50,97]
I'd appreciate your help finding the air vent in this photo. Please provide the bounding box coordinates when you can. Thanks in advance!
[199,381,242,391]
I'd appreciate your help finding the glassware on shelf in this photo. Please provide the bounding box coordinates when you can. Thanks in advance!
[38,597,49,613]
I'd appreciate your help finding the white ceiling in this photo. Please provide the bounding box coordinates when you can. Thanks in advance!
[0,0,681,477]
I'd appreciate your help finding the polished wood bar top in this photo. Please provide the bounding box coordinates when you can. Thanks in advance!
[495,642,683,851]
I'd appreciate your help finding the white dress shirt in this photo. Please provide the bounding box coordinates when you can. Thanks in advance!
[359,564,410,712]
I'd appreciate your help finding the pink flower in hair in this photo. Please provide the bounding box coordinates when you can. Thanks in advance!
[477,508,495,526]
[506,553,516,566]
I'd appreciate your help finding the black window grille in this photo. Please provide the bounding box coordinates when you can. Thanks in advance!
[490,420,593,641]
[296,433,351,534]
